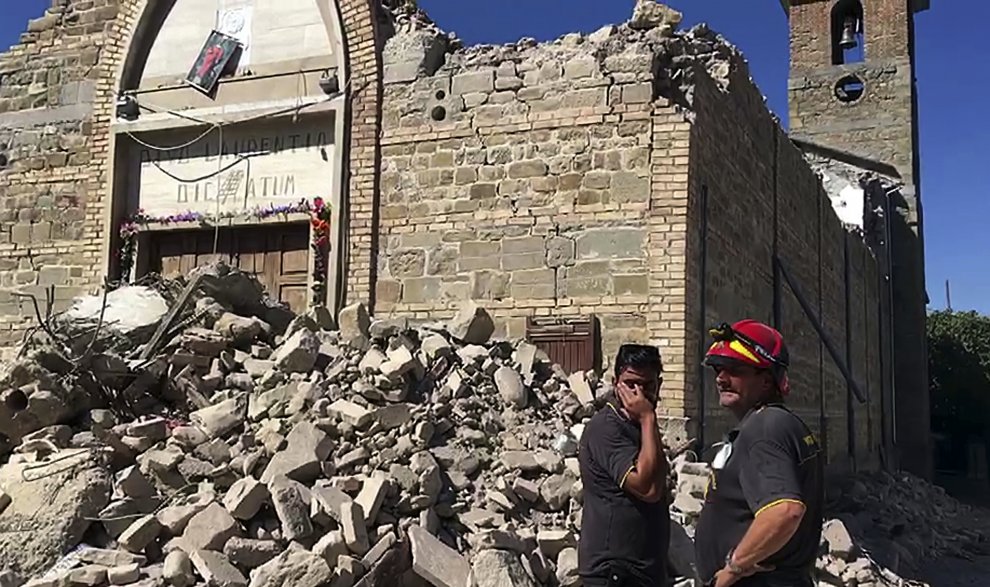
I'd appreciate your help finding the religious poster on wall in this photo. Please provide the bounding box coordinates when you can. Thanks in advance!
[185,30,242,95]
[136,118,336,217]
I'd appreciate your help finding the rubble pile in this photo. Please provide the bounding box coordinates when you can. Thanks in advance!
[0,261,662,587]
[670,456,989,587]
[0,259,986,587]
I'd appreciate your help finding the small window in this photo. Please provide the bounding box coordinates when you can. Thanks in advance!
[835,75,865,103]
[831,0,865,65]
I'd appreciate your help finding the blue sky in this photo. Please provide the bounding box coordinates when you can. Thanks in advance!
[2,0,987,313]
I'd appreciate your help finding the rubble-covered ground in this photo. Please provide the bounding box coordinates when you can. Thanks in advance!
[0,262,985,587]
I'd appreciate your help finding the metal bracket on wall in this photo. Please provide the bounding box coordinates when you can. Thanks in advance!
[773,255,867,404]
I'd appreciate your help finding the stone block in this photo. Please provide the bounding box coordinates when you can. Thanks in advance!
[182,502,241,551]
[546,237,576,268]
[613,274,648,295]
[38,266,69,286]
[568,372,595,405]
[501,253,545,271]
[312,483,353,524]
[250,547,333,587]
[611,171,650,203]
[189,550,247,587]
[629,0,683,32]
[507,161,548,179]
[376,281,402,305]
[191,398,246,438]
[564,57,599,80]
[361,533,397,569]
[164,550,194,587]
[273,329,320,373]
[223,537,281,569]
[494,366,527,408]
[469,183,497,199]
[107,563,140,585]
[461,242,501,259]
[118,514,162,553]
[342,501,370,556]
[11,224,31,245]
[269,476,314,542]
[338,302,371,346]
[561,88,607,109]
[260,421,333,484]
[447,301,495,344]
[470,270,510,300]
[389,249,427,278]
[328,400,372,428]
[408,525,471,587]
[575,228,646,260]
[452,70,495,95]
[501,237,544,255]
[356,476,389,525]
[427,247,459,276]
[313,531,349,567]
[223,477,269,520]
[400,278,441,303]
[472,549,537,587]
[622,82,654,104]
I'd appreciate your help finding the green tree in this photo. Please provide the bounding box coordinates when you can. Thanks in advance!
[928,310,990,460]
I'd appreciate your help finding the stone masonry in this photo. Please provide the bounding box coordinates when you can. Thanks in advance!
[0,0,119,347]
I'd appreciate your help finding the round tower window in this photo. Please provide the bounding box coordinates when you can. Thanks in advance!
[834,75,865,103]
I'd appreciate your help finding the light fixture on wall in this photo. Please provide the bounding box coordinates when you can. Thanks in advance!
[319,69,340,96]
[116,93,140,121]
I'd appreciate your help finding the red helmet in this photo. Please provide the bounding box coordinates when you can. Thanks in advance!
[704,319,791,396]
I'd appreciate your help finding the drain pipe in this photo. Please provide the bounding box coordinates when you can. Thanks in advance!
[697,185,710,451]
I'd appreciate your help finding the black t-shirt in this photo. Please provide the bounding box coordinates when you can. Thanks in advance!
[578,402,670,587]
[695,404,823,584]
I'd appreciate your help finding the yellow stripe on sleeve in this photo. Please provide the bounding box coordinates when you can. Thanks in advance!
[619,464,636,488]
[754,498,805,517]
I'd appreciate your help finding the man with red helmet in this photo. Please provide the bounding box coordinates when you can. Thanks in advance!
[694,320,823,587]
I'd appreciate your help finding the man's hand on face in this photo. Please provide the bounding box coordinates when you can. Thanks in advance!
[616,380,656,423]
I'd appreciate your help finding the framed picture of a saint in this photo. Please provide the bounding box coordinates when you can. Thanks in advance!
[185,30,242,96]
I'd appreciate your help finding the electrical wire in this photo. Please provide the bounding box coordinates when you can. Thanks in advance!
[126,124,219,153]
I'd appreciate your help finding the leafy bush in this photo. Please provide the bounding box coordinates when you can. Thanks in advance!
[928,310,990,440]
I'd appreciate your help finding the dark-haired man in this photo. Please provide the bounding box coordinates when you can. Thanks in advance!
[695,320,823,587]
[578,344,670,587]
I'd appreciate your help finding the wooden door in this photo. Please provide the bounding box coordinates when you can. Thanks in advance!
[146,223,310,313]
[526,316,599,374]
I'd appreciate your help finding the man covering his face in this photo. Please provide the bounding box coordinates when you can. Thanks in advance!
[578,344,670,587]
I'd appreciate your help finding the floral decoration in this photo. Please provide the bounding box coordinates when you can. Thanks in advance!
[310,197,332,303]
[117,198,331,306]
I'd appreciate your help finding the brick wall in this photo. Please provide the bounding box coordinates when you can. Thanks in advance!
[0,0,122,347]
[687,61,885,467]
[339,0,384,307]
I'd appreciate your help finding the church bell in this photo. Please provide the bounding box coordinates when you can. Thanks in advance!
[840,17,859,50]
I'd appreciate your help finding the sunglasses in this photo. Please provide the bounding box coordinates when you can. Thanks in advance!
[708,322,788,368]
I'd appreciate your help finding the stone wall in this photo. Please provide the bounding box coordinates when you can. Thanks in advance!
[0,0,120,347]
[688,60,885,468]
[376,29,668,379]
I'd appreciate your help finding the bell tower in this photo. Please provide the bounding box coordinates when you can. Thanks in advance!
[784,0,932,478]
